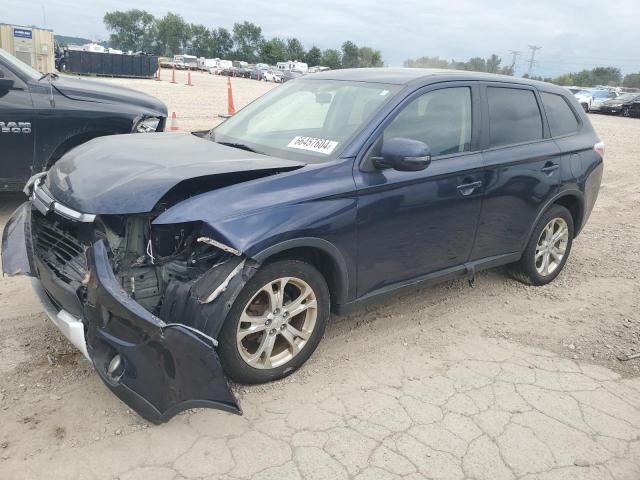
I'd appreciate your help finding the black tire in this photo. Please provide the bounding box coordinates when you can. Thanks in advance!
[509,205,574,286]
[218,259,330,384]
[582,103,589,113]
[622,107,630,117]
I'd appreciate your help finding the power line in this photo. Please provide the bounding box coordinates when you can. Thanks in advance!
[527,45,542,76]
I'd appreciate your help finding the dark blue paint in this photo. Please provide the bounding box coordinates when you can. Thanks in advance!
[2,69,604,421]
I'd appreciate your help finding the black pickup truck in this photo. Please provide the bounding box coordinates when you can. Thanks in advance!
[0,48,167,192]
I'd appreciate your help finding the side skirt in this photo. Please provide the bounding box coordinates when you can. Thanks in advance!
[333,252,522,315]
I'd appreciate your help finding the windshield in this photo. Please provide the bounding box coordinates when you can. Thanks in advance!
[212,79,401,162]
[591,90,611,99]
[0,47,42,80]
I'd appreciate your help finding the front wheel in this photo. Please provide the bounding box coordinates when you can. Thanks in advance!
[622,107,630,117]
[509,205,574,286]
[217,259,330,384]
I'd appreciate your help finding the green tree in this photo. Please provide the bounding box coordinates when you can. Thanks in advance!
[155,12,191,56]
[321,49,342,69]
[211,27,233,58]
[189,24,212,57]
[341,41,359,68]
[232,21,263,62]
[590,67,622,86]
[623,73,640,89]
[103,9,156,52]
[286,38,306,61]
[358,47,383,67]
[260,37,287,65]
[403,56,451,68]
[305,46,322,67]
[486,54,501,74]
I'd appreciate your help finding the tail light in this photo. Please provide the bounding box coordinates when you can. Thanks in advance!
[594,141,605,159]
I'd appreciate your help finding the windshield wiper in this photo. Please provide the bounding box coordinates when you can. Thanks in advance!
[217,141,260,154]
[38,72,58,81]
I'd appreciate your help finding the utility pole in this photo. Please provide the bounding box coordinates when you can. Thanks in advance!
[527,45,542,77]
[508,50,521,73]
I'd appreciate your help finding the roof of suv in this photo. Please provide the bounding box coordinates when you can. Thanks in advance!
[308,68,564,92]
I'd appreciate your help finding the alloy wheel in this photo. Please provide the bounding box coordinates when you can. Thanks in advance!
[535,218,569,276]
[236,276,318,369]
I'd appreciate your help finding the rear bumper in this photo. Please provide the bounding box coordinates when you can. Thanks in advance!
[2,203,241,423]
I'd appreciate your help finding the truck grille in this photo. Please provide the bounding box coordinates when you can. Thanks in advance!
[33,213,87,287]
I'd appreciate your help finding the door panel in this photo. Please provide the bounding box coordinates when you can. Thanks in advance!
[0,66,34,189]
[354,83,483,297]
[472,140,561,260]
[355,154,484,296]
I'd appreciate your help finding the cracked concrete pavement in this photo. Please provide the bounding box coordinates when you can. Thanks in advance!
[0,78,639,479]
[4,337,640,480]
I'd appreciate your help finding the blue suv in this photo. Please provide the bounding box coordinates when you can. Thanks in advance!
[2,68,604,422]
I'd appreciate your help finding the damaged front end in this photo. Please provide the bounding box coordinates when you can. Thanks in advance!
[2,181,260,423]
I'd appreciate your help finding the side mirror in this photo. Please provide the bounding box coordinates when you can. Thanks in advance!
[374,137,431,172]
[0,78,14,95]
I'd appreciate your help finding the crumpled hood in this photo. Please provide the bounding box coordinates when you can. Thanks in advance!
[45,133,305,214]
[53,76,166,115]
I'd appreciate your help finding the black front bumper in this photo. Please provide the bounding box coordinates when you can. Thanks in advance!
[2,203,241,423]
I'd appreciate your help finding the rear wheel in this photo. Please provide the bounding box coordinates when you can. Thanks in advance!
[582,103,589,113]
[509,205,574,286]
[218,259,330,384]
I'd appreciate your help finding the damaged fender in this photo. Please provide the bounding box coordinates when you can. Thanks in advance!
[83,240,241,423]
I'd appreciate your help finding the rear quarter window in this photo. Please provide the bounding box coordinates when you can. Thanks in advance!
[487,87,543,148]
[540,92,580,137]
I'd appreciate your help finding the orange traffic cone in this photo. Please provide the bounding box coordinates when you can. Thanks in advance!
[169,112,179,131]
[186,67,193,86]
[155,67,161,81]
[171,65,176,84]
[227,77,236,116]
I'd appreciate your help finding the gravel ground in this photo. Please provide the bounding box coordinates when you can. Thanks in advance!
[0,75,638,480]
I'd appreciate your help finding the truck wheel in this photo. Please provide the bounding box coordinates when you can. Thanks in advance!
[509,205,574,286]
[217,259,330,384]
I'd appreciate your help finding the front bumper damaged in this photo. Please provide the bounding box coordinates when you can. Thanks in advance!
[2,204,241,423]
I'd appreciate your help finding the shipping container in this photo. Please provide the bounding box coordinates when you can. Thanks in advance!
[0,24,55,73]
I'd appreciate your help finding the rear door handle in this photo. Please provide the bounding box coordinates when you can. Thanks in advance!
[541,163,560,174]
[457,180,483,196]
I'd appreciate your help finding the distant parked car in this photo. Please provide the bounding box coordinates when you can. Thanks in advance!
[263,69,283,82]
[573,90,593,112]
[626,99,640,118]
[599,93,640,116]
[589,90,619,112]
[281,70,304,83]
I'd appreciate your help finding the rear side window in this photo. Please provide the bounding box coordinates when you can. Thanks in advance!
[541,92,579,137]
[487,87,543,147]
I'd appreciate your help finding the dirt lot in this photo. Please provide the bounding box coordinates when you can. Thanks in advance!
[0,74,639,480]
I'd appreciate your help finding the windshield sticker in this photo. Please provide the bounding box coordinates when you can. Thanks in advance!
[287,136,338,155]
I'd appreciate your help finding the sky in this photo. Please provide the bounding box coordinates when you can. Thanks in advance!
[1,0,638,77]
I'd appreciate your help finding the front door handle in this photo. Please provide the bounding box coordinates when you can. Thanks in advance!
[457,180,483,196]
[541,163,560,174]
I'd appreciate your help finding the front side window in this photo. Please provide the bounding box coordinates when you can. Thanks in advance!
[540,92,579,137]
[487,87,543,148]
[379,87,472,156]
